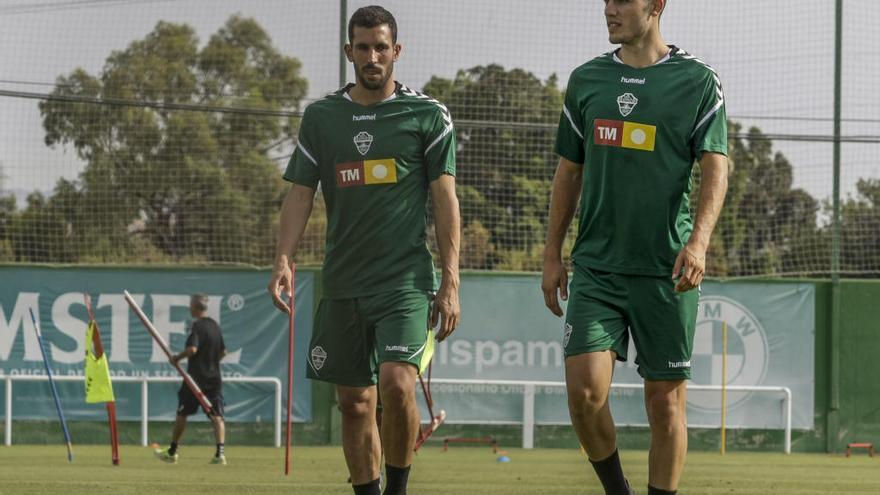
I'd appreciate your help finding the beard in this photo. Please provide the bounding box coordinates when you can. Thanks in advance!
[356,63,394,90]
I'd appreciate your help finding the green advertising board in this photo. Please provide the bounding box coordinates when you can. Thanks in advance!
[421,275,815,430]
[0,266,314,423]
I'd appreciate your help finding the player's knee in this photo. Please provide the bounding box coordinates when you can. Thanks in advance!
[567,386,607,418]
[337,394,374,420]
[378,363,417,406]
[379,378,414,408]
[645,393,685,430]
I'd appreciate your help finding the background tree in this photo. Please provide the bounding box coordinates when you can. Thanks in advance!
[0,195,14,261]
[697,124,821,276]
[839,178,880,274]
[26,16,307,264]
[424,64,564,269]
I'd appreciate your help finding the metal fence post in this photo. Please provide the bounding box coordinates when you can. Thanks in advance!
[522,383,535,449]
[141,378,149,447]
[5,377,11,446]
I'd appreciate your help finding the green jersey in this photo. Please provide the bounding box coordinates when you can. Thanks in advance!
[285,82,456,298]
[556,46,728,276]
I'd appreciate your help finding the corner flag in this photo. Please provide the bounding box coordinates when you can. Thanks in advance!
[85,320,115,403]
[84,293,120,465]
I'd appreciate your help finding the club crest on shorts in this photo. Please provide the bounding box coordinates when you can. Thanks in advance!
[353,131,373,156]
[616,92,638,117]
[310,346,327,371]
[563,323,573,348]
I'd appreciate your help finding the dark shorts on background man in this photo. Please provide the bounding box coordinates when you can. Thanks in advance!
[177,384,224,417]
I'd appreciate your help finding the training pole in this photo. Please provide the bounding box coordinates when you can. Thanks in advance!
[84,294,120,465]
[107,402,120,464]
[415,361,446,451]
[29,308,74,462]
[285,263,296,475]
[720,321,728,455]
[123,290,213,415]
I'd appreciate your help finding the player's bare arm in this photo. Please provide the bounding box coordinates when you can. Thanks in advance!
[542,157,583,317]
[672,152,728,292]
[268,183,317,313]
[170,346,197,366]
[430,174,461,341]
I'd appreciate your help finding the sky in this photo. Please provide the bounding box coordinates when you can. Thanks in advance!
[0,0,877,205]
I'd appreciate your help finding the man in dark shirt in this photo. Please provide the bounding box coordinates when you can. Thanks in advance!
[155,294,227,465]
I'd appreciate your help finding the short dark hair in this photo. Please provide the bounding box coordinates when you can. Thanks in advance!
[348,5,397,44]
[190,294,208,312]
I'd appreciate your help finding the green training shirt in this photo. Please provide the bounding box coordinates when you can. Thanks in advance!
[285,82,456,298]
[556,46,728,276]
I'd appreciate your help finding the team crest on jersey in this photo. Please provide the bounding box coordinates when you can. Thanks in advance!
[617,92,638,117]
[354,131,373,156]
[310,346,327,371]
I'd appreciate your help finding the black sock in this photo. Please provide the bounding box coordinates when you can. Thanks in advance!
[589,449,630,495]
[215,443,224,457]
[353,478,381,495]
[383,464,411,495]
[648,486,676,495]
[168,442,178,456]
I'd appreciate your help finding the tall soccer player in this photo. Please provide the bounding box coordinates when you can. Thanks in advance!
[542,1,728,494]
[267,6,460,495]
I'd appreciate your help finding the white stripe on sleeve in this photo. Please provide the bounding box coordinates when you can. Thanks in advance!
[295,143,318,166]
[562,105,585,140]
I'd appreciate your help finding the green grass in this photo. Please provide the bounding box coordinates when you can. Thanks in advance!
[0,445,878,494]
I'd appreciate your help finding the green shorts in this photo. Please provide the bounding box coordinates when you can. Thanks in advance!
[563,265,699,380]
[306,289,435,387]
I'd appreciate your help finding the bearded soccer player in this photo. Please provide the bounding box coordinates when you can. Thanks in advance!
[267,6,460,495]
[541,1,728,494]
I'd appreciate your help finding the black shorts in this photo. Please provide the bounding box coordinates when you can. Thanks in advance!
[177,384,224,417]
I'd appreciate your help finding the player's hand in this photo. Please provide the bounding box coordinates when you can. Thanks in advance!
[672,243,706,292]
[432,279,460,342]
[268,258,293,314]
[542,257,568,317]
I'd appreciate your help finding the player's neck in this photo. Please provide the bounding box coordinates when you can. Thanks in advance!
[617,29,668,68]
[349,78,397,106]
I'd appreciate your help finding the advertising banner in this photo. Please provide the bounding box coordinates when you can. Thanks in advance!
[0,267,314,422]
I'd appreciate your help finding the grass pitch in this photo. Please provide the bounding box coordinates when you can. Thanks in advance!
[0,444,878,494]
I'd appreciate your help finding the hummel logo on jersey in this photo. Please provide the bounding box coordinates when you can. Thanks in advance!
[385,345,409,352]
[352,114,376,121]
[620,76,645,85]
[617,93,638,117]
[354,131,373,155]
[594,119,656,151]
